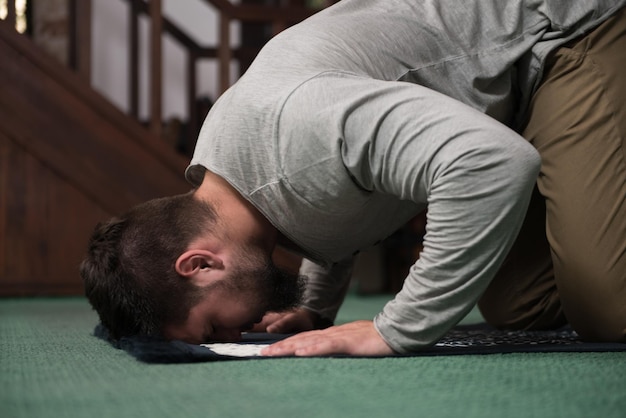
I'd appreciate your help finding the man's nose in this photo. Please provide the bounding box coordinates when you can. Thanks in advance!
[211,328,242,342]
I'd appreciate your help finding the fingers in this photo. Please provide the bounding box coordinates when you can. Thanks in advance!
[265,318,290,334]
[261,321,396,357]
[266,313,308,333]
[250,312,283,332]
[248,309,316,334]
[261,330,332,356]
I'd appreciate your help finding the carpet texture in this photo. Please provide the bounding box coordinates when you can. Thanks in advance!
[2,295,625,418]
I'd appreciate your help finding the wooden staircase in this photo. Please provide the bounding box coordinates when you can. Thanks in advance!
[0,19,190,295]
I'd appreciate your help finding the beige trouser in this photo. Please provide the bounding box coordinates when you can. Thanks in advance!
[479,8,626,343]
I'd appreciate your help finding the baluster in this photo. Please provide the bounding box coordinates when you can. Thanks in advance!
[149,0,162,137]
[129,0,139,118]
[187,48,198,154]
[69,0,92,83]
[5,0,16,28]
[218,13,231,94]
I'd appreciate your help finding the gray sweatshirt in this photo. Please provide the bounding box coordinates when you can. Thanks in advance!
[187,0,625,352]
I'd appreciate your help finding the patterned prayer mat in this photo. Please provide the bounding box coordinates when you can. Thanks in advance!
[95,323,626,363]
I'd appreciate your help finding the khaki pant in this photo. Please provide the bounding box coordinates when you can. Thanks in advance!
[479,8,626,342]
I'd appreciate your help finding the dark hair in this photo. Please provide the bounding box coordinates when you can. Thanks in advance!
[80,191,218,340]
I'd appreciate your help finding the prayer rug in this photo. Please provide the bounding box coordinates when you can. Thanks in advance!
[94,323,626,363]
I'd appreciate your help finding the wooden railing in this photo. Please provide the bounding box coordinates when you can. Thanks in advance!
[3,0,333,154]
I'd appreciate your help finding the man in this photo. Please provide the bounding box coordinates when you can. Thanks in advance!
[81,0,626,356]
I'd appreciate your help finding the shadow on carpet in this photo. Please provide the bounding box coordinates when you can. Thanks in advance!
[94,323,626,364]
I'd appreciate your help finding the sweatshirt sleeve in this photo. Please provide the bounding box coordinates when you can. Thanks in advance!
[322,75,540,352]
[299,257,355,325]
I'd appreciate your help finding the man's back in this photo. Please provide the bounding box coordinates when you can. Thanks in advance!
[246,0,623,125]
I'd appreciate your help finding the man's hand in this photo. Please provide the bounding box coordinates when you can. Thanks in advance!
[250,308,317,334]
[260,320,396,357]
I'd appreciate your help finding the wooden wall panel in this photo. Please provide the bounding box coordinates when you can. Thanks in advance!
[1,133,110,295]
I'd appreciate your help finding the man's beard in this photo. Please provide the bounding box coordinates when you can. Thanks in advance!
[227,248,306,315]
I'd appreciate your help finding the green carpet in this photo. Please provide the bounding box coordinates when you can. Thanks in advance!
[1,295,625,418]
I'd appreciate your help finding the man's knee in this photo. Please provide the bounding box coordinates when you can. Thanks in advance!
[559,286,626,343]
[571,315,626,343]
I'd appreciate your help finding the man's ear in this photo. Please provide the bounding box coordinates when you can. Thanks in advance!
[175,250,224,286]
